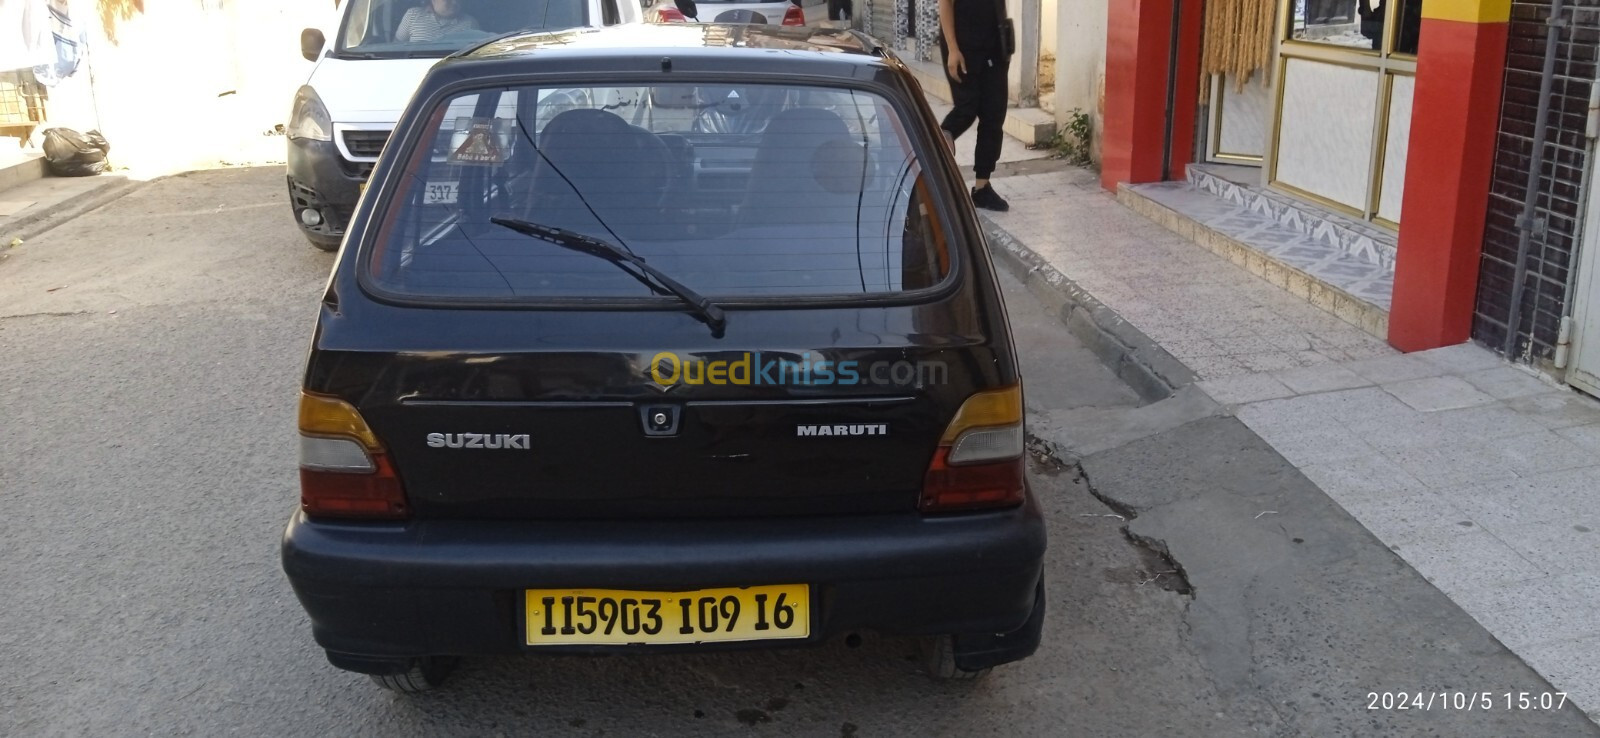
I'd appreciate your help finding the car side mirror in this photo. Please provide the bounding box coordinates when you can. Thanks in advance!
[676,0,698,19]
[301,28,326,63]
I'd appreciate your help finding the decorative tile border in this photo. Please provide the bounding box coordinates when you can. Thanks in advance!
[1187,166,1398,271]
[1119,183,1391,340]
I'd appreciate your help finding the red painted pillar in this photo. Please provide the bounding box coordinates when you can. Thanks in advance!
[1101,0,1204,192]
[1387,5,1510,351]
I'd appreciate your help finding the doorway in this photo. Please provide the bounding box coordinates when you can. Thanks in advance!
[1569,168,1600,397]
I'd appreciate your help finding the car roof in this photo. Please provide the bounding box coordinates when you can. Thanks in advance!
[448,23,888,69]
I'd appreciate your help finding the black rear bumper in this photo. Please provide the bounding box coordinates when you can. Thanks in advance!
[281,493,1047,673]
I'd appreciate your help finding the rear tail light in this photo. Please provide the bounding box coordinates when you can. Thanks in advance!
[922,385,1025,512]
[656,6,687,20]
[781,4,805,25]
[298,391,409,519]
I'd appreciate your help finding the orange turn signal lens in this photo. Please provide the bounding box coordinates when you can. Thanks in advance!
[299,392,383,450]
[938,385,1022,444]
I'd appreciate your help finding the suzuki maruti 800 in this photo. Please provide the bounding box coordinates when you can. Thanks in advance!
[282,24,1046,692]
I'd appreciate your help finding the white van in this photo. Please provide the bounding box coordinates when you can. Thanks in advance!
[286,0,640,249]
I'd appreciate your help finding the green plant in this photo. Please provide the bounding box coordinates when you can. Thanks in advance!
[1046,109,1094,168]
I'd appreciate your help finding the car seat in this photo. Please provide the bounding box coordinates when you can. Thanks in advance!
[743,107,866,227]
[523,109,671,240]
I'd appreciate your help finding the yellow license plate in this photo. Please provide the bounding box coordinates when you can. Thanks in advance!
[524,584,809,646]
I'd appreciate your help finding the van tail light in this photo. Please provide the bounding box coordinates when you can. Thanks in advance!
[921,385,1025,513]
[657,6,687,20]
[298,392,409,519]
[781,4,805,25]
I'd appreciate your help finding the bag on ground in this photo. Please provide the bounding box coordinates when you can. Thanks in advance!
[41,127,110,177]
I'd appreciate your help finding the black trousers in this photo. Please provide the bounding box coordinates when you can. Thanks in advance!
[939,43,1009,180]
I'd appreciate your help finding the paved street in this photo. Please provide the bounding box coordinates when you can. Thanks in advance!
[983,160,1600,717]
[1,167,1595,735]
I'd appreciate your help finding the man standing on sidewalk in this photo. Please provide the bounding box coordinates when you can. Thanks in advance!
[938,0,1011,211]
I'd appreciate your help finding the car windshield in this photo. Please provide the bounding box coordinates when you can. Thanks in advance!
[338,0,590,57]
[365,81,953,300]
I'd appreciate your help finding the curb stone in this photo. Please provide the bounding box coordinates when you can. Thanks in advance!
[1,176,146,247]
[978,212,1197,403]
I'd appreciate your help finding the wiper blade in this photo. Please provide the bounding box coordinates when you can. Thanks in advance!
[490,217,727,335]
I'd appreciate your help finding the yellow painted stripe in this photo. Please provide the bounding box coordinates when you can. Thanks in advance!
[1423,0,1512,23]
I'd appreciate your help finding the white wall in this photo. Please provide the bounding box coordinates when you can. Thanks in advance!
[1054,0,1106,160]
[1004,0,1039,105]
[1040,0,1057,58]
[30,0,328,173]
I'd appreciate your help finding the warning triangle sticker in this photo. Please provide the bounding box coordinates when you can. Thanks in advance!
[450,121,505,165]
[727,90,740,99]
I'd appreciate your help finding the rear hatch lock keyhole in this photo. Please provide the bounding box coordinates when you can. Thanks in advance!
[641,405,681,437]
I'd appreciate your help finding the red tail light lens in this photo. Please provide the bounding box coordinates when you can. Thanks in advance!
[656,6,686,20]
[922,385,1025,513]
[298,392,409,520]
[782,4,805,25]
[300,455,408,518]
[922,449,1026,511]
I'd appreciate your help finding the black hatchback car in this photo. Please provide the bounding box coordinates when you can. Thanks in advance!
[282,23,1046,691]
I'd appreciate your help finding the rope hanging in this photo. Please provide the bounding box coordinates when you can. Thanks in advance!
[1200,0,1275,98]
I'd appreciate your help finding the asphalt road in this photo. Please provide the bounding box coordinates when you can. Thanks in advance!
[1,167,1594,736]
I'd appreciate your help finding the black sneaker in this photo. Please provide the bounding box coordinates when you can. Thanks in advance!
[971,184,1009,212]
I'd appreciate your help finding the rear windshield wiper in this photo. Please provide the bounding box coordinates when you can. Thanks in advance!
[490,216,727,335]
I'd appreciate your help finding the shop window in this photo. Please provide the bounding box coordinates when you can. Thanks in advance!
[1354,0,1423,54]
[1289,0,1372,49]
[1288,0,1420,54]
[1270,0,1418,224]
[1390,0,1423,56]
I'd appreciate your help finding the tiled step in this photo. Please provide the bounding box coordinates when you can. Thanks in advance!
[1119,180,1392,340]
[1187,165,1398,270]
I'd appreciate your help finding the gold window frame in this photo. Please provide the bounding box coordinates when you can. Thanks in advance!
[1261,0,1416,228]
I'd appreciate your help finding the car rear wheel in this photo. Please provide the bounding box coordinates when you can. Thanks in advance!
[368,656,458,692]
[919,635,992,680]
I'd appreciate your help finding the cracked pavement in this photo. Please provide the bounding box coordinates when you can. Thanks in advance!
[0,167,1594,734]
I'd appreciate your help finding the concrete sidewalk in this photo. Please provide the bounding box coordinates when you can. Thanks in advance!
[0,133,283,255]
[960,121,1600,720]
[0,174,141,251]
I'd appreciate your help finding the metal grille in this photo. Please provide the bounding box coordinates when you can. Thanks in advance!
[0,71,46,126]
[1473,1,1600,361]
[342,129,391,158]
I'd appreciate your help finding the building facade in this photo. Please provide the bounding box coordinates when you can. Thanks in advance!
[1101,0,1600,397]
[1474,0,1600,393]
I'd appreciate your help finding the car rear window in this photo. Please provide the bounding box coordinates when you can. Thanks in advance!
[364,82,953,301]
